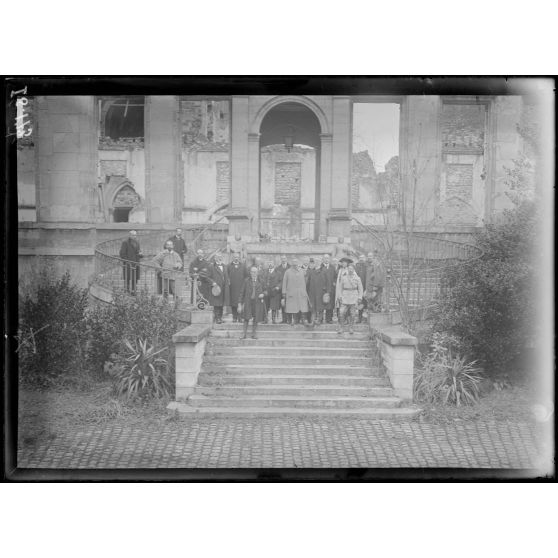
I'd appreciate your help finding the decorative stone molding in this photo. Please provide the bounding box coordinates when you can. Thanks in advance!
[373,325,418,401]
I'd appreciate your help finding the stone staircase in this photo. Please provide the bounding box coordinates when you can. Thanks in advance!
[172,321,420,418]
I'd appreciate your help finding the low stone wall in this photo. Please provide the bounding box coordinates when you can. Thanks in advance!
[373,325,418,401]
[171,310,213,401]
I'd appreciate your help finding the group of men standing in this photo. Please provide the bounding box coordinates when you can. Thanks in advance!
[119,229,386,338]
[187,250,385,339]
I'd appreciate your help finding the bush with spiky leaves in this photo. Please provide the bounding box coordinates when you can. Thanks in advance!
[110,338,172,400]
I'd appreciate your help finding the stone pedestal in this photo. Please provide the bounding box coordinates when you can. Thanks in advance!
[375,326,418,401]
[225,209,252,239]
[172,323,212,400]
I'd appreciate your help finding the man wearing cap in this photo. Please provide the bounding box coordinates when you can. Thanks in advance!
[282,258,309,326]
[336,263,363,335]
[119,229,142,294]
[168,228,187,270]
[227,252,248,322]
[209,253,230,324]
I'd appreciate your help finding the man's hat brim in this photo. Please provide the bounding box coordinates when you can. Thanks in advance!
[339,257,354,264]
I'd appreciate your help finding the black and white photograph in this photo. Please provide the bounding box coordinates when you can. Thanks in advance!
[4,76,554,479]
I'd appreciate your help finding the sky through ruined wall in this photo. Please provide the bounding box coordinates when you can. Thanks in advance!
[352,103,400,172]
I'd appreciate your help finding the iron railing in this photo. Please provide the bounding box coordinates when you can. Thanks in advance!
[93,218,228,305]
[351,218,482,325]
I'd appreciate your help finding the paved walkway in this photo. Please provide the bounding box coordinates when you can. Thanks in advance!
[17,417,548,469]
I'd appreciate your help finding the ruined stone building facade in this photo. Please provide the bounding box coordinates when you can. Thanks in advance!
[17,94,529,285]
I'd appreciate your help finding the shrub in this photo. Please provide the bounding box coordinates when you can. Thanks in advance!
[110,338,172,400]
[86,289,179,381]
[433,199,537,379]
[414,333,482,406]
[18,270,89,386]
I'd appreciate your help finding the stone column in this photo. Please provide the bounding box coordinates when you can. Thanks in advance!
[247,132,261,233]
[319,133,333,237]
[227,96,252,238]
[36,96,97,222]
[145,95,180,223]
[327,96,352,239]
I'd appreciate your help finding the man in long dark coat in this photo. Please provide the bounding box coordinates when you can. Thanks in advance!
[238,266,267,339]
[168,228,187,270]
[355,254,368,323]
[321,253,336,323]
[270,255,290,323]
[307,256,327,325]
[262,260,275,324]
[227,252,248,322]
[119,229,142,294]
[209,253,230,324]
[188,248,212,305]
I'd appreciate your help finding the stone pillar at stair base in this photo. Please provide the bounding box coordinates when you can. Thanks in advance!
[172,324,212,401]
[375,326,418,401]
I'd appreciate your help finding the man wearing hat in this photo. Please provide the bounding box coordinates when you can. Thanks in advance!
[119,229,142,294]
[335,256,353,321]
[336,263,363,335]
[307,256,327,325]
[209,253,230,324]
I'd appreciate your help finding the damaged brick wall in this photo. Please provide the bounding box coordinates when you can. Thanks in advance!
[274,162,302,206]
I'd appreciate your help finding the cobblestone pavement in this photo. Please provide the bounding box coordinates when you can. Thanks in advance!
[17,417,549,470]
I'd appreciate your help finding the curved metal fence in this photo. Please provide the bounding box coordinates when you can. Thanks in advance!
[93,218,228,305]
[351,218,482,324]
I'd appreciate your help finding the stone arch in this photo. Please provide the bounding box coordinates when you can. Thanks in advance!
[250,96,331,136]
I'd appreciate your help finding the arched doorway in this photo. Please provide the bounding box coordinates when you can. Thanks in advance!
[258,102,322,241]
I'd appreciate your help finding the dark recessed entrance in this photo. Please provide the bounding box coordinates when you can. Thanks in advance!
[259,102,321,241]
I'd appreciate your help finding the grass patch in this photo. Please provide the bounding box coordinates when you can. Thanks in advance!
[414,382,538,425]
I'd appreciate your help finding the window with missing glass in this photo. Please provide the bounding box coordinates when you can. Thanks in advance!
[101,96,145,140]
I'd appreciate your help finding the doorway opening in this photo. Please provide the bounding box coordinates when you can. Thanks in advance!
[258,102,321,241]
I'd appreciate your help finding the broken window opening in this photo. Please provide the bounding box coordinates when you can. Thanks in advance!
[101,96,145,141]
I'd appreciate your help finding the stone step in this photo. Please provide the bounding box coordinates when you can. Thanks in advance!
[168,402,421,419]
[210,330,370,340]
[201,363,381,376]
[198,374,389,387]
[206,337,373,348]
[213,323,369,332]
[195,385,394,397]
[204,355,375,366]
[187,394,402,409]
[207,346,375,357]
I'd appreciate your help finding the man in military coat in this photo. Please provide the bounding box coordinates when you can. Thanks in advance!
[119,229,142,294]
[227,252,248,322]
[209,253,230,324]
